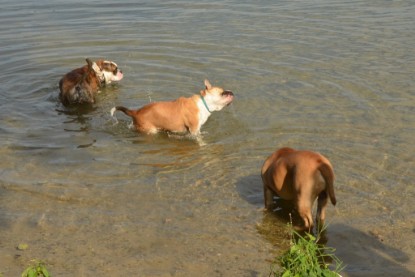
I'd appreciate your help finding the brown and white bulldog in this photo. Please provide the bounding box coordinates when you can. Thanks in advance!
[59,58,123,106]
[261,147,336,231]
[110,79,233,136]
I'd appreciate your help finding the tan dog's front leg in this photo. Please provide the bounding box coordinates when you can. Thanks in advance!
[187,121,207,146]
[195,136,206,146]
[187,126,204,146]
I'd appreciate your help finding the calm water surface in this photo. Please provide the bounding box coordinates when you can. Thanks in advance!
[1,1,414,276]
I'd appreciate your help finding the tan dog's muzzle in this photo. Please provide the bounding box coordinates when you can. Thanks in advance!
[222,90,233,96]
[222,90,234,106]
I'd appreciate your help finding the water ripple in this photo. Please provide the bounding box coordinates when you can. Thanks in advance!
[1,1,415,276]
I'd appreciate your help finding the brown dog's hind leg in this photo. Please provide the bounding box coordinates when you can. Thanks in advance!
[316,191,328,230]
[263,184,275,210]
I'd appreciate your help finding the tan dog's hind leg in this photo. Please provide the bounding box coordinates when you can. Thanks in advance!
[135,120,158,134]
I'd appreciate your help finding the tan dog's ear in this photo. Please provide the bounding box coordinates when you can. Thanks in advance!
[204,79,212,90]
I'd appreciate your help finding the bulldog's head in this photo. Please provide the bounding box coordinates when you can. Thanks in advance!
[88,59,124,84]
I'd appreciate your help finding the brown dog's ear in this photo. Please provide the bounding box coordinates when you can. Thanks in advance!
[204,79,212,90]
[200,89,206,96]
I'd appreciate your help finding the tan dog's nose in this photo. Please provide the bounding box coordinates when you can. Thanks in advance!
[222,90,233,96]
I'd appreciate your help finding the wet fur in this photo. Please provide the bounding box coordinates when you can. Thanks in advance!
[110,79,233,136]
[59,58,122,106]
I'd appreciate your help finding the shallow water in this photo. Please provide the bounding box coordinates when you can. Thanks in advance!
[1,0,414,276]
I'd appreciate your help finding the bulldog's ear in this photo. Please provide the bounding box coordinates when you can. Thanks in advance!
[86,58,93,68]
[91,61,102,74]
[200,89,206,96]
[204,79,212,90]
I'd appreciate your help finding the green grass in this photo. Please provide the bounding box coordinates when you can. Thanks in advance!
[270,223,345,277]
[21,260,50,277]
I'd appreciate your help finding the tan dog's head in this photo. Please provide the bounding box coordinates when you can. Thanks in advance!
[200,79,234,112]
[89,59,124,84]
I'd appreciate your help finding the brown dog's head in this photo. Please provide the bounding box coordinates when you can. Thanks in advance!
[200,79,234,112]
[88,59,124,84]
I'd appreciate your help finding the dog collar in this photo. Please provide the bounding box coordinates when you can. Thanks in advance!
[201,96,211,113]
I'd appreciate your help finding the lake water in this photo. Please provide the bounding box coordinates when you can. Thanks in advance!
[1,0,414,276]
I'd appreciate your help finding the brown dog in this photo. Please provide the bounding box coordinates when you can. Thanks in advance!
[59,58,123,106]
[261,147,336,231]
[110,79,233,136]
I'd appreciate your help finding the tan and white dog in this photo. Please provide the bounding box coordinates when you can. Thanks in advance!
[110,79,233,137]
[59,58,123,106]
[261,147,336,231]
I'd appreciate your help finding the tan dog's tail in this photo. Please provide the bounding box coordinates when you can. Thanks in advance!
[111,106,134,117]
[318,162,336,205]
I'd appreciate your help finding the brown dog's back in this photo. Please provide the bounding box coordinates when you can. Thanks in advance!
[286,150,336,206]
[59,59,99,106]
[261,147,336,230]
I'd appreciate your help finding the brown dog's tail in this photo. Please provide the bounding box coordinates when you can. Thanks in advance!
[318,162,336,205]
[110,106,135,123]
